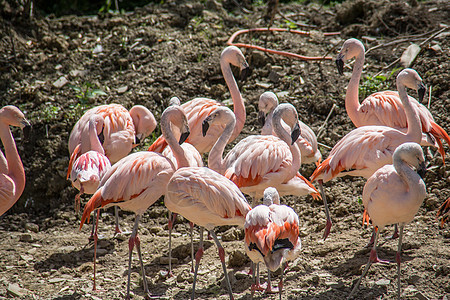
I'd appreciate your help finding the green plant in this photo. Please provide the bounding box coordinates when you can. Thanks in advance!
[283,19,298,29]
[359,67,401,99]
[42,104,62,121]
[69,82,107,104]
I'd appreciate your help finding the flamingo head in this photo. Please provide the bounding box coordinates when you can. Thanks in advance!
[397,68,426,102]
[273,103,301,145]
[336,38,365,75]
[222,46,250,81]
[258,92,278,126]
[263,187,280,206]
[130,105,157,145]
[202,106,235,137]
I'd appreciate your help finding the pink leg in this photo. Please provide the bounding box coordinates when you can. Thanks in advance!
[192,229,204,300]
[114,206,122,235]
[92,208,100,291]
[189,221,194,273]
[265,270,279,294]
[349,227,388,299]
[318,180,332,240]
[209,231,234,300]
[251,263,267,293]
[126,215,141,300]
[390,224,399,239]
[167,212,177,277]
[396,225,404,300]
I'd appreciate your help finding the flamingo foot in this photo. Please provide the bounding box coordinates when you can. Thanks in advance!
[369,249,390,264]
[251,282,267,293]
[323,218,332,240]
[265,284,279,294]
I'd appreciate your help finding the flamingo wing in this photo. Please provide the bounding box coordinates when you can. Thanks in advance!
[149,98,223,154]
[165,167,251,229]
[224,135,293,187]
[80,152,174,227]
[70,151,111,194]
[311,126,402,182]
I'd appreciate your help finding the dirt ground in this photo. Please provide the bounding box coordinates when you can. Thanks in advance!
[0,0,449,299]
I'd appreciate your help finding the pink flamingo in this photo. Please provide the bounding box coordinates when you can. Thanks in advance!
[244,187,301,297]
[310,68,425,240]
[202,103,320,206]
[0,106,31,216]
[148,46,249,154]
[348,142,427,299]
[437,197,450,226]
[165,166,251,299]
[69,114,111,213]
[160,97,203,275]
[336,38,450,162]
[79,105,190,298]
[69,104,156,233]
[258,91,322,164]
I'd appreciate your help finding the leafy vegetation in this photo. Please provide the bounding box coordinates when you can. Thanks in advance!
[359,67,401,99]
[69,82,107,105]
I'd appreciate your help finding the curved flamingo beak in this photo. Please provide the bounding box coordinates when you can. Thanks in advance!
[21,119,32,141]
[417,161,427,179]
[336,54,344,76]
[291,123,301,145]
[202,117,211,137]
[258,111,266,127]
[240,63,250,81]
[179,131,190,144]
[417,83,426,102]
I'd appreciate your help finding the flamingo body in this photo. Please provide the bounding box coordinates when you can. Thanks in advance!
[70,150,111,195]
[0,106,30,216]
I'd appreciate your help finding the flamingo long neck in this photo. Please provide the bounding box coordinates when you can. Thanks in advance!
[273,118,301,179]
[261,109,274,135]
[89,120,105,155]
[221,59,245,139]
[0,123,25,200]
[397,83,422,143]
[345,50,365,127]
[208,117,236,174]
[162,116,189,169]
[393,154,424,204]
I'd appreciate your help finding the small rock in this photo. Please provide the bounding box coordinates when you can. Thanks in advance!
[414,291,430,300]
[19,233,33,243]
[176,269,190,283]
[159,257,178,265]
[149,226,163,234]
[268,70,280,83]
[48,278,65,284]
[375,278,390,286]
[221,227,244,241]
[92,44,103,54]
[117,58,128,68]
[25,223,39,233]
[7,283,27,297]
[116,86,128,94]
[256,81,271,89]
[228,250,249,267]
[234,270,248,280]
[114,232,128,241]
[53,76,69,88]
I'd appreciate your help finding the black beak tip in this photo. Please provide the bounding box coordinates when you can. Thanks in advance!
[240,66,251,81]
[179,131,190,145]
[135,136,141,145]
[23,125,32,141]
[418,85,426,102]
[291,124,301,145]
[202,121,209,137]
[258,112,265,127]
[336,58,344,76]
[418,162,427,179]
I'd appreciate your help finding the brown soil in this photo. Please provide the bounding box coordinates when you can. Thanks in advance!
[0,0,449,299]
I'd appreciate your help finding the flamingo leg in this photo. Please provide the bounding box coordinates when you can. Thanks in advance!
[191,228,204,300]
[365,227,376,248]
[390,224,399,239]
[89,210,97,241]
[168,211,177,276]
[265,269,279,294]
[126,214,141,299]
[114,206,121,234]
[92,208,100,291]
[396,224,404,300]
[318,179,332,240]
[189,221,194,273]
[348,227,388,299]
[251,262,266,293]
[278,262,286,300]
[134,217,151,298]
[209,230,234,300]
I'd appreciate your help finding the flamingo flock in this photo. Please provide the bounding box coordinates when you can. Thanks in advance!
[2,37,449,300]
